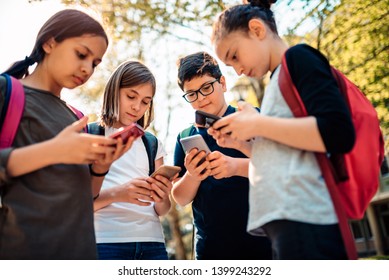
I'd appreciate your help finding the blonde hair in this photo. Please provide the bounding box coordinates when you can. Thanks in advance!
[101,60,156,129]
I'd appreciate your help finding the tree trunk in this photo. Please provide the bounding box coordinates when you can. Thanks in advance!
[167,200,187,259]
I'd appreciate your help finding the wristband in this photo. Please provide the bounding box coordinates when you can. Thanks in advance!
[89,164,109,177]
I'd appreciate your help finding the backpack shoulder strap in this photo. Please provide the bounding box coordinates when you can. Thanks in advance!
[141,131,158,175]
[87,121,105,136]
[278,57,307,117]
[278,53,357,260]
[67,104,88,133]
[179,125,195,139]
[0,74,25,148]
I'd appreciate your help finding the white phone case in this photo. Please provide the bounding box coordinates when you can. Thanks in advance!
[179,134,211,154]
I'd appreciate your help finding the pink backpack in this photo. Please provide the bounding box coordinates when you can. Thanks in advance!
[278,52,385,259]
[0,75,24,148]
[0,74,86,149]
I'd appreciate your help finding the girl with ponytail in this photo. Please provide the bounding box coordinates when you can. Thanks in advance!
[209,0,354,259]
[0,9,134,259]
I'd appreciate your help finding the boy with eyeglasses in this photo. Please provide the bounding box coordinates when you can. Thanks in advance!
[172,51,272,260]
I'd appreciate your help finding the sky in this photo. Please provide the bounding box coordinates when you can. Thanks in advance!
[0,1,65,70]
[0,0,314,164]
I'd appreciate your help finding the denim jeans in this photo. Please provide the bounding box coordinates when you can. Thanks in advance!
[97,242,168,260]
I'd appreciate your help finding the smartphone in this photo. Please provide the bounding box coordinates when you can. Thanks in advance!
[180,134,211,155]
[150,165,182,180]
[180,134,211,167]
[109,123,145,144]
[195,110,221,128]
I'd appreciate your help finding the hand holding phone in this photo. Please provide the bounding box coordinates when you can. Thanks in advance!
[195,110,221,128]
[180,134,211,167]
[180,134,211,155]
[109,123,145,144]
[150,165,181,180]
[180,134,211,175]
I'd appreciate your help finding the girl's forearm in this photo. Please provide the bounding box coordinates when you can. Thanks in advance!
[154,199,171,216]
[91,175,106,199]
[93,189,116,211]
[232,158,250,177]
[6,139,60,177]
[254,115,326,152]
[236,141,252,157]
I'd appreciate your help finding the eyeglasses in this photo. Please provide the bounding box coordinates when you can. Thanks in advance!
[182,79,219,103]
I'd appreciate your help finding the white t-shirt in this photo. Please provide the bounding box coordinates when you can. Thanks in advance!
[94,127,167,243]
[247,66,337,236]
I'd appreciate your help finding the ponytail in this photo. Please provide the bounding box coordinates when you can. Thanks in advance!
[3,56,37,79]
[247,0,277,10]
[212,0,278,44]
[2,9,108,80]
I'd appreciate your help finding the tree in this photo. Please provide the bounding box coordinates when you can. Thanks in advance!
[282,0,389,150]
[318,0,389,150]
[29,0,388,259]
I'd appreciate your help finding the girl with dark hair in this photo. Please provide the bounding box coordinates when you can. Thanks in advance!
[92,60,172,260]
[0,9,133,259]
[209,0,355,259]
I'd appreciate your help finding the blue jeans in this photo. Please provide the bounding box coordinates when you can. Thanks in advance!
[97,242,168,260]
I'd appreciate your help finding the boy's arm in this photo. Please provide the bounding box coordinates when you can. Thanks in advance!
[172,148,211,206]
[172,172,203,206]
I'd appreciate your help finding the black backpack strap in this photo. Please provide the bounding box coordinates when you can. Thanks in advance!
[87,121,105,136]
[141,131,158,175]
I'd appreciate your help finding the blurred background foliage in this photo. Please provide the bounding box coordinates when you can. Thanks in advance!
[31,0,388,259]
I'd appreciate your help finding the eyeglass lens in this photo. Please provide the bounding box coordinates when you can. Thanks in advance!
[184,80,217,103]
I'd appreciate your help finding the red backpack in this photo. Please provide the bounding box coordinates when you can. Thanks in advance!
[278,52,385,259]
[0,74,86,149]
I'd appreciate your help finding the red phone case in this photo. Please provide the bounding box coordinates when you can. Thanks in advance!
[109,123,145,144]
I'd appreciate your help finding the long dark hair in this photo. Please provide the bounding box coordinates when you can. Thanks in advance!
[212,0,278,44]
[3,9,109,79]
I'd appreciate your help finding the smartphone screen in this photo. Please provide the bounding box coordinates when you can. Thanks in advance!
[109,123,145,144]
[180,134,211,167]
[180,134,211,154]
